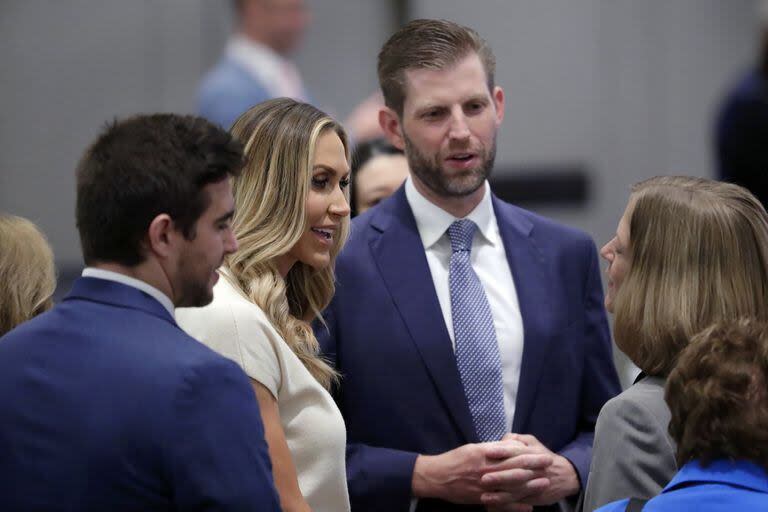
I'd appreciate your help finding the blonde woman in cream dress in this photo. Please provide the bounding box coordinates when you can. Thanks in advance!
[178,98,351,512]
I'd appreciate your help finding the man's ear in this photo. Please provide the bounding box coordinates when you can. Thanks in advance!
[492,86,505,126]
[379,106,406,151]
[146,213,177,259]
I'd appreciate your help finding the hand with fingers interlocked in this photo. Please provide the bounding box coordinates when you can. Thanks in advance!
[479,433,580,511]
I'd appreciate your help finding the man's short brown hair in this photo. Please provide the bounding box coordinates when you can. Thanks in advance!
[377,19,496,115]
[666,320,768,469]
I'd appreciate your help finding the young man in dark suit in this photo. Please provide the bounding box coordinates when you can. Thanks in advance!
[0,114,281,511]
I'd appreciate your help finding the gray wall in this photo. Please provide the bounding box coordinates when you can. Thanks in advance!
[1,1,224,265]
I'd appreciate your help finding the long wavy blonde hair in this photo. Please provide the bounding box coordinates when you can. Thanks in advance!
[0,214,56,336]
[226,98,349,389]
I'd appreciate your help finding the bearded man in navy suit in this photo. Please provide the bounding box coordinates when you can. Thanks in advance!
[0,114,280,511]
[316,19,621,512]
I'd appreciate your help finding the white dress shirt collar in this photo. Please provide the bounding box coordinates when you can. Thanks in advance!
[404,177,497,249]
[81,267,175,319]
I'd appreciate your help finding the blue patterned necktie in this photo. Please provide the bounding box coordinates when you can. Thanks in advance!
[447,219,507,442]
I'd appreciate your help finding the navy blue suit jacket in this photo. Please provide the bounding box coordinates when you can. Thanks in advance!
[0,277,281,511]
[316,187,621,511]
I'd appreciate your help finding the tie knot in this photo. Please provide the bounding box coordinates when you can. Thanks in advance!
[447,219,478,253]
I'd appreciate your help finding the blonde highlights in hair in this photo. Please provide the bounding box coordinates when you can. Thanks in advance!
[0,214,56,336]
[226,98,349,388]
[613,176,768,376]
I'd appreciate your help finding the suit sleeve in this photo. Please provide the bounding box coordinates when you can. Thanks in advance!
[558,240,621,487]
[166,357,281,512]
[316,299,419,511]
[581,395,676,512]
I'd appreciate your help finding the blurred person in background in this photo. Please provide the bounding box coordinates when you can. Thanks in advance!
[0,214,56,337]
[584,176,768,511]
[178,98,352,512]
[714,0,768,208]
[199,0,311,129]
[198,0,385,141]
[0,114,280,511]
[596,320,768,511]
[350,138,409,216]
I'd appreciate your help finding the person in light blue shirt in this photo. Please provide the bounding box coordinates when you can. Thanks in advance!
[199,0,310,129]
[597,320,768,512]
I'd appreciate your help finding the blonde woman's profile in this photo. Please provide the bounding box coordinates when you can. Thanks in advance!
[177,98,352,512]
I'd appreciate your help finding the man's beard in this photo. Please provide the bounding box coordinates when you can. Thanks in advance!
[174,256,216,308]
[403,132,496,198]
[177,280,213,308]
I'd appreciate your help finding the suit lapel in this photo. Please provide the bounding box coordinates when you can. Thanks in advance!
[369,190,477,443]
[492,197,557,433]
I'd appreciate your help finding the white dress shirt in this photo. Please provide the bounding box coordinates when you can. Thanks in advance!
[81,268,175,319]
[404,178,524,432]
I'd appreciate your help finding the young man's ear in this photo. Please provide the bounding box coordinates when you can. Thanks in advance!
[379,106,405,151]
[146,213,177,259]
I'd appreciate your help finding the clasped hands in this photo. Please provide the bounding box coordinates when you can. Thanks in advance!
[412,433,580,512]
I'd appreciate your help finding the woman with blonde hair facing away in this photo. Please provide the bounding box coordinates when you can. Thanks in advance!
[582,176,768,511]
[177,98,351,512]
[0,214,56,337]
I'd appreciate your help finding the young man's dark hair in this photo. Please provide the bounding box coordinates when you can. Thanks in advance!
[666,319,768,468]
[377,18,495,116]
[75,114,243,266]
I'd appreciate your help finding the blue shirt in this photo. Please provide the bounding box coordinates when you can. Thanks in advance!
[596,459,768,511]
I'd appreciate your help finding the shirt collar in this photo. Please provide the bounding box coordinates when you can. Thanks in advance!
[404,177,497,249]
[81,268,175,319]
[664,459,768,494]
